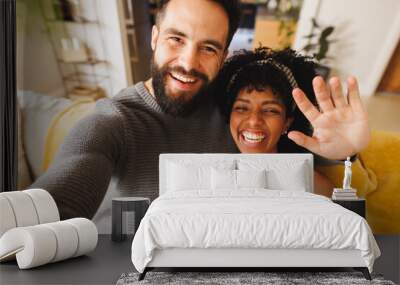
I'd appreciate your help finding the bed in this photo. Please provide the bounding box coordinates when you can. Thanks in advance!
[131,154,380,280]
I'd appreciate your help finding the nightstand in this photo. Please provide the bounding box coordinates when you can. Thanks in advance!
[332,198,366,218]
[112,197,150,242]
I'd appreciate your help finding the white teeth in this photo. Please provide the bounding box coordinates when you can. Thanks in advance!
[170,72,196,83]
[242,131,265,143]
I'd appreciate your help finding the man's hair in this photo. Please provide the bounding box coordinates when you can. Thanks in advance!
[214,47,318,153]
[156,0,241,49]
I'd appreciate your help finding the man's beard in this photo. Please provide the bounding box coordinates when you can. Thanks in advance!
[151,60,212,117]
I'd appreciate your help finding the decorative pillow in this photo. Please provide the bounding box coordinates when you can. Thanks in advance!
[167,162,210,191]
[211,168,236,190]
[237,169,267,189]
[17,91,72,179]
[166,159,235,192]
[237,159,309,191]
[18,91,96,178]
[355,131,399,234]
[266,163,307,191]
[211,168,267,190]
[41,99,95,171]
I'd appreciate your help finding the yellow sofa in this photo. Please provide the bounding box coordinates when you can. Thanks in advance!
[318,130,400,234]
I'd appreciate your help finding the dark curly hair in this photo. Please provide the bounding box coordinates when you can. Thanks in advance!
[214,47,318,153]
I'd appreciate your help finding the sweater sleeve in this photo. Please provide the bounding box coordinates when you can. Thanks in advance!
[31,100,125,220]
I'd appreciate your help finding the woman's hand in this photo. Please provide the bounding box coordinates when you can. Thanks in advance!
[288,76,370,160]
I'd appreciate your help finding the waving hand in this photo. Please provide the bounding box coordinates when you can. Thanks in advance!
[288,76,370,160]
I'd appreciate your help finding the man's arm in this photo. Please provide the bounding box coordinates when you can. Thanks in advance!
[31,101,124,220]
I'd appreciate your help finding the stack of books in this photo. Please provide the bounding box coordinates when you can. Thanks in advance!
[332,188,358,200]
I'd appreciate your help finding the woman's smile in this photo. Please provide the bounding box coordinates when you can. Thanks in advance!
[240,130,267,144]
[230,88,292,154]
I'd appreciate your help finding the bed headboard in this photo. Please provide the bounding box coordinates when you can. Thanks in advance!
[159,153,314,195]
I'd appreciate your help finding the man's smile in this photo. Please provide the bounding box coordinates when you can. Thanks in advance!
[169,71,197,83]
[168,71,201,92]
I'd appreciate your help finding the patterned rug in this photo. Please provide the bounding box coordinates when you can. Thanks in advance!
[116,271,396,285]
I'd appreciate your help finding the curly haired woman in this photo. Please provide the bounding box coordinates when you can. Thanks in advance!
[215,47,370,196]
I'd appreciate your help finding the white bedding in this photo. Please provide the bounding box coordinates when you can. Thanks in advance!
[131,190,380,273]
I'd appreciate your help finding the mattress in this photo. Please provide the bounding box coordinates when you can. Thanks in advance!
[131,190,380,273]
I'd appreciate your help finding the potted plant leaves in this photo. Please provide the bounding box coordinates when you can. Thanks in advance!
[276,0,302,49]
[302,18,335,79]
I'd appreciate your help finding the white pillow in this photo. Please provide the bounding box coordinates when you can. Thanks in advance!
[17,91,72,178]
[211,168,267,190]
[167,162,210,191]
[267,163,308,191]
[166,159,235,192]
[211,168,236,190]
[238,159,309,191]
[237,169,267,189]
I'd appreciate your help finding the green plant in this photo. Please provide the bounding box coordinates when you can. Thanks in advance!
[276,0,302,49]
[302,18,335,62]
[277,19,297,49]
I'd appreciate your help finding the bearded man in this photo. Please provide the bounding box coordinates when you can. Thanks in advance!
[32,0,242,224]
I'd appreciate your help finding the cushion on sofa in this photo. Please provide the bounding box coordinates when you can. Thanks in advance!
[17,91,72,178]
[317,130,399,234]
[41,99,95,171]
[361,131,400,234]
[17,91,96,179]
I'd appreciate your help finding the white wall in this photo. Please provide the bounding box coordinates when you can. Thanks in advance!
[293,0,400,96]
[82,0,129,96]
[61,0,129,97]
[17,0,64,97]
[17,0,129,98]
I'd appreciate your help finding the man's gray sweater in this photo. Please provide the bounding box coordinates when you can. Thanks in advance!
[32,82,237,219]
